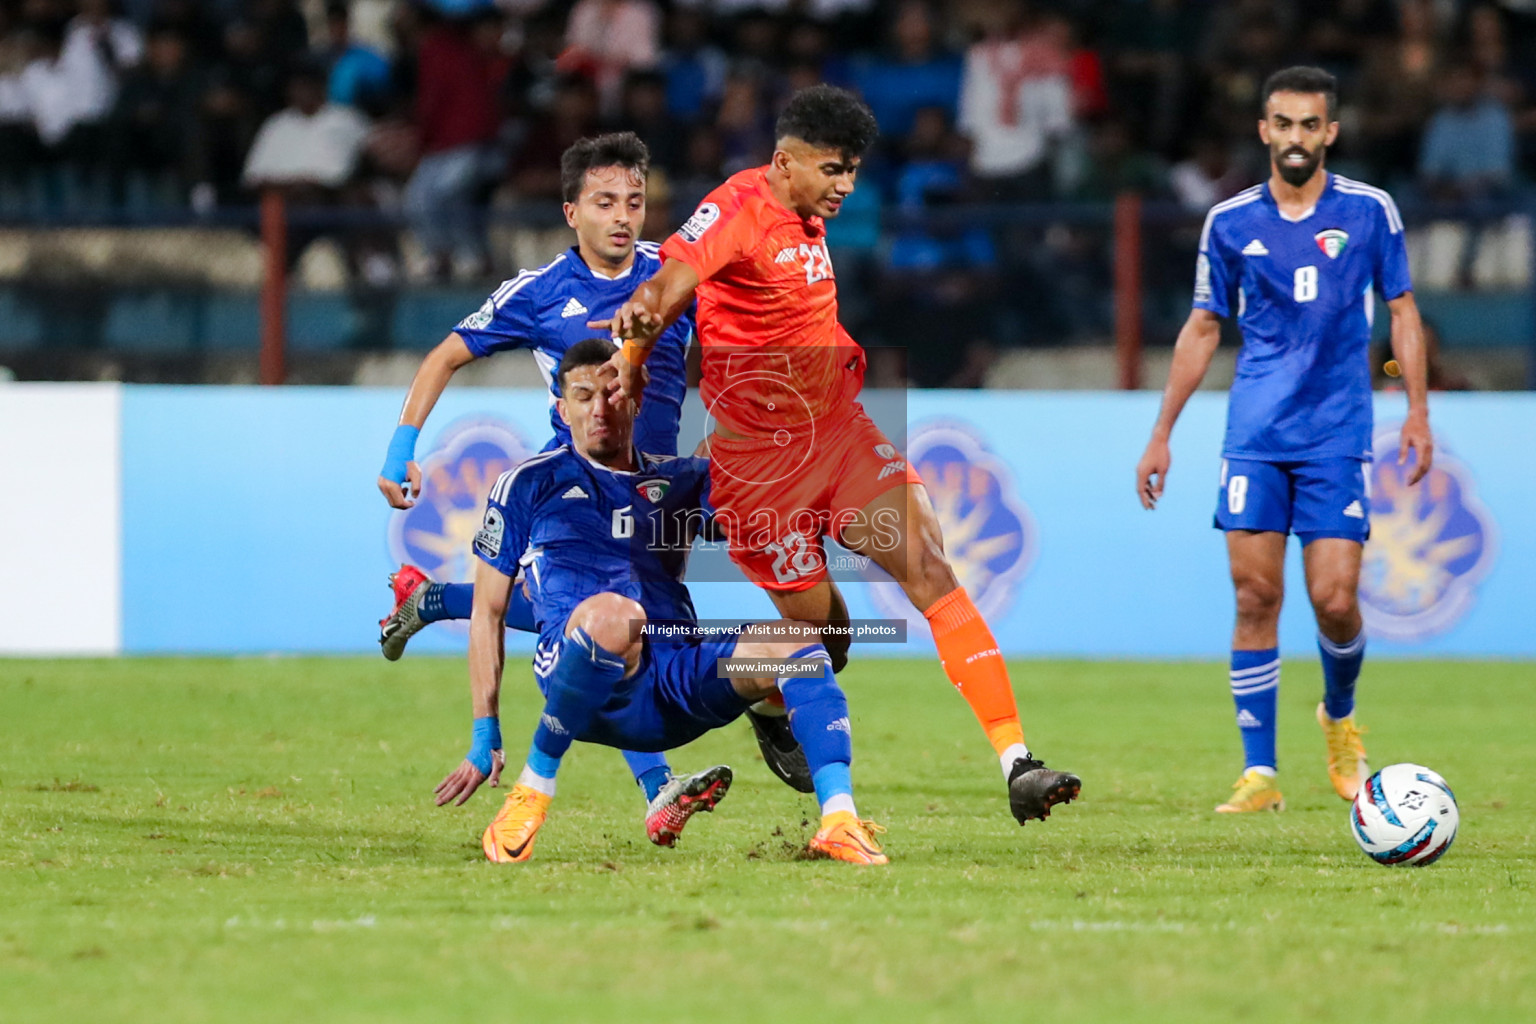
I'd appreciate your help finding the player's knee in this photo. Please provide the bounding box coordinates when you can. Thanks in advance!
[1234,576,1283,622]
[570,592,644,656]
[1310,582,1358,627]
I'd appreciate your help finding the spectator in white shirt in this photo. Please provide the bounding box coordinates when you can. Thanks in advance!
[957,1,1074,198]
[17,17,118,208]
[243,65,395,288]
[559,0,660,114]
[242,67,370,193]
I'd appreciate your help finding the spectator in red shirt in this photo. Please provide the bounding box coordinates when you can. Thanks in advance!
[403,8,508,280]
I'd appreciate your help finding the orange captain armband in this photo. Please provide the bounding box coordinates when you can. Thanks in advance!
[621,339,654,367]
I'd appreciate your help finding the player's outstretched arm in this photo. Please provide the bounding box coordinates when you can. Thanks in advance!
[1386,292,1433,485]
[434,558,513,807]
[589,259,701,403]
[1137,308,1223,510]
[379,333,477,509]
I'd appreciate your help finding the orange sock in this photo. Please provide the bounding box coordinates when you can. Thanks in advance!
[924,587,1026,756]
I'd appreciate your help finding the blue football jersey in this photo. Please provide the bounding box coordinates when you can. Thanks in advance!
[1194,173,1412,461]
[472,446,712,639]
[452,242,693,456]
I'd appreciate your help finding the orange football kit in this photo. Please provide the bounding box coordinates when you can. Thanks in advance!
[659,167,1028,759]
[659,167,920,592]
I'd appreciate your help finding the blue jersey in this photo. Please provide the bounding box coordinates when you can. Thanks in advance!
[1194,173,1411,462]
[472,446,711,639]
[453,242,694,456]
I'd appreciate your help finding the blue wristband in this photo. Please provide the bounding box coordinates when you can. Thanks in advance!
[467,716,501,776]
[381,424,420,483]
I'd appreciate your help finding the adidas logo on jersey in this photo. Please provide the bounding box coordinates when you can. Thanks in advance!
[560,297,588,318]
[877,459,907,480]
[827,717,851,734]
[1235,710,1263,728]
[562,486,589,500]
[775,247,799,263]
[1242,239,1270,256]
[1343,500,1365,519]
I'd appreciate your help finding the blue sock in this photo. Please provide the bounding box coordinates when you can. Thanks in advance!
[417,582,471,624]
[417,583,448,623]
[1319,630,1365,720]
[777,644,854,812]
[623,750,673,803]
[1230,648,1279,772]
[811,762,853,806]
[420,582,536,630]
[528,627,627,773]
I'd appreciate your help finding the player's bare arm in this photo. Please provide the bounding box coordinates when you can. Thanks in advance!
[433,556,512,806]
[1137,308,1223,509]
[589,259,700,402]
[1386,292,1433,484]
[379,333,477,509]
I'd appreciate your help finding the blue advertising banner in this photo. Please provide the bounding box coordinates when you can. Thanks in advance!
[120,387,1533,657]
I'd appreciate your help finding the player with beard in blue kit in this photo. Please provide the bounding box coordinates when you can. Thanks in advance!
[431,340,888,866]
[1135,67,1435,814]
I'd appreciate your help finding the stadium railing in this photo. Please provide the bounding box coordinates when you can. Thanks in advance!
[1,192,1531,388]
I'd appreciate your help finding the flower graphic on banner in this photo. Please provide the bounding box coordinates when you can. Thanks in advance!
[869,421,1035,626]
[1361,425,1497,643]
[386,416,534,584]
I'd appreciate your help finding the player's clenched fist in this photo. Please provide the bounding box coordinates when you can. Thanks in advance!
[1136,437,1172,510]
[378,464,422,510]
[379,423,424,509]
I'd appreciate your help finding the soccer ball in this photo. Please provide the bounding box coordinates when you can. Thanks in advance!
[1350,763,1459,866]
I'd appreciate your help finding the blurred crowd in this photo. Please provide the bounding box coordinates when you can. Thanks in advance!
[1,0,1534,372]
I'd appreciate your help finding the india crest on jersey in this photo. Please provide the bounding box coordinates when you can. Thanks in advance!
[1315,229,1349,259]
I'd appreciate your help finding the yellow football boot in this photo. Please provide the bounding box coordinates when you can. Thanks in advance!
[481,784,552,863]
[808,811,889,865]
[1316,702,1369,801]
[1214,768,1285,813]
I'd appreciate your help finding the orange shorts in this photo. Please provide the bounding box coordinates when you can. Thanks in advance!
[706,403,922,592]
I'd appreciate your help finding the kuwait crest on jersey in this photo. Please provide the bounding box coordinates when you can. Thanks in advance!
[1315,228,1349,259]
[636,478,670,503]
[868,421,1036,627]
[1360,425,1497,642]
[387,416,534,585]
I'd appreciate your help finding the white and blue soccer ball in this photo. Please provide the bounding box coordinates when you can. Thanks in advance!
[1350,763,1459,866]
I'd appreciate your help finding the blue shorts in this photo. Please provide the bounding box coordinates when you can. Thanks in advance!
[1213,457,1370,544]
[531,628,750,752]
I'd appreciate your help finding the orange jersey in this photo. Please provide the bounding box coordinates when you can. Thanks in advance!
[660,166,865,437]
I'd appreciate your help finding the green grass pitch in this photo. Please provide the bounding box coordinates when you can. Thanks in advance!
[3,657,1533,1023]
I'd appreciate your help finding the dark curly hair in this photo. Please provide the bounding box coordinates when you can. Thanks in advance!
[1261,66,1338,121]
[775,85,879,159]
[558,337,619,388]
[560,132,650,203]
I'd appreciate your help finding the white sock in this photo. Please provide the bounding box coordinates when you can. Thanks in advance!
[999,743,1031,779]
[821,793,857,818]
[1249,765,1277,778]
[517,764,557,797]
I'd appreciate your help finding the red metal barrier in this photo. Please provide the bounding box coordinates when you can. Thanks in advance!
[1114,192,1143,390]
[259,190,287,385]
